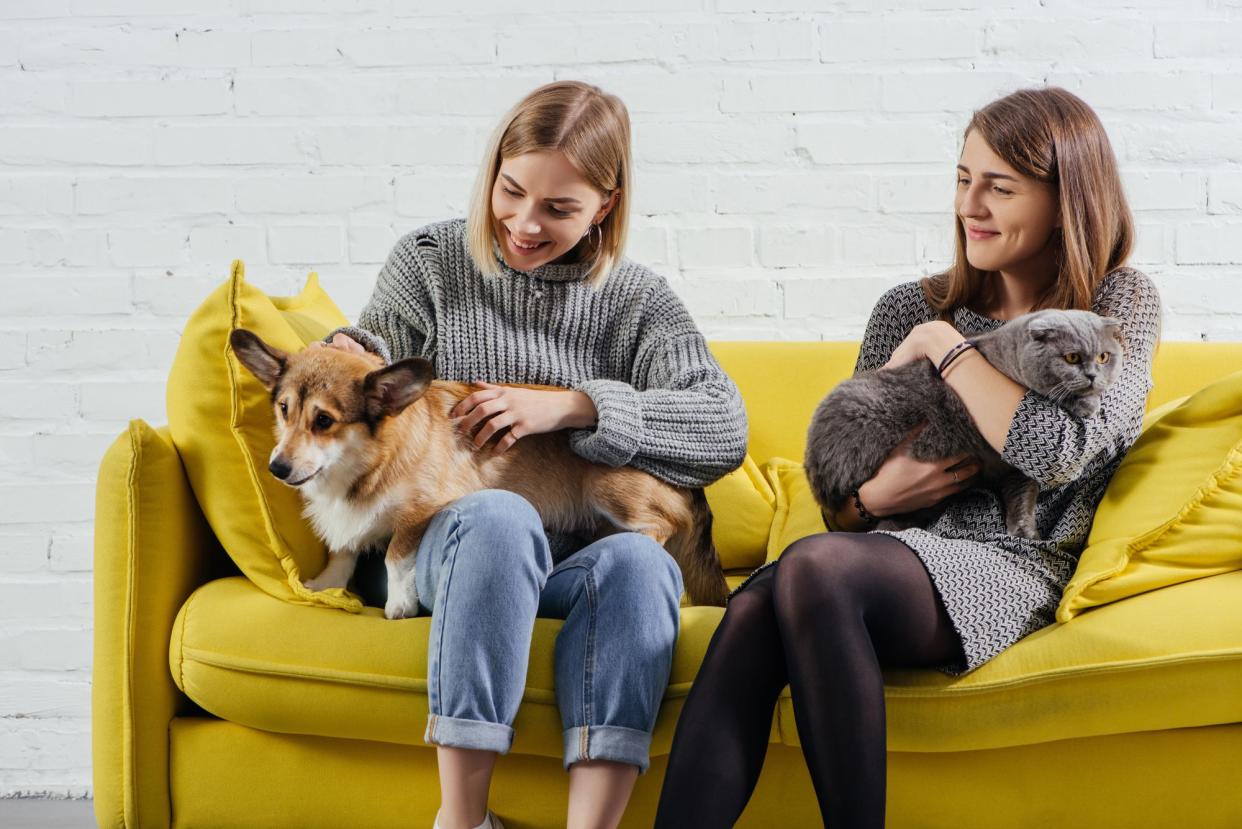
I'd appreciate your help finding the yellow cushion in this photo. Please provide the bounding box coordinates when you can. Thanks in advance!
[1058,369,1242,623]
[1140,394,1188,433]
[1147,341,1242,410]
[171,570,1242,756]
[763,458,829,563]
[170,576,735,759]
[704,455,776,570]
[704,454,830,570]
[166,261,362,613]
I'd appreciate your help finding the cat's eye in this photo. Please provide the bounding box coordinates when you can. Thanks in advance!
[314,413,334,430]
[1064,353,1082,365]
[1097,353,1110,364]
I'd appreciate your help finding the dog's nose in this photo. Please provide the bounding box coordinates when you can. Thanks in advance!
[269,458,292,480]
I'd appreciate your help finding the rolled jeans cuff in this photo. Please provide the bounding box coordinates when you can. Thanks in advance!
[425,714,514,755]
[562,725,653,774]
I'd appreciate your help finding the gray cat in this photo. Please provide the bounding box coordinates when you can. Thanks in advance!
[804,309,1125,539]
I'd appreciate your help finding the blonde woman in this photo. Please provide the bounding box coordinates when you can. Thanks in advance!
[656,88,1161,828]
[321,81,747,829]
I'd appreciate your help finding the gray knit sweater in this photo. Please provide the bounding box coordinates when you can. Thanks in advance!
[330,218,748,494]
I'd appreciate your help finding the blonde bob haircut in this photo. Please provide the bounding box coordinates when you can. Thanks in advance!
[922,87,1134,318]
[467,80,632,286]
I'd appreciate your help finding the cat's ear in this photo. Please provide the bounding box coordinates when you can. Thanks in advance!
[1029,317,1059,342]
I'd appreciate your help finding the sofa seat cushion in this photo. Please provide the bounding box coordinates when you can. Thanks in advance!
[172,571,1242,757]
[854,566,1242,752]
[170,576,734,760]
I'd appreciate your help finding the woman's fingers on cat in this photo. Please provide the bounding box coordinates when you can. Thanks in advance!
[896,422,927,448]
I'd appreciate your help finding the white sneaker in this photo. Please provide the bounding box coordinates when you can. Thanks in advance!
[433,810,504,829]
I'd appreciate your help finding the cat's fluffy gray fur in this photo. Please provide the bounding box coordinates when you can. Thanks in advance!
[805,308,1124,539]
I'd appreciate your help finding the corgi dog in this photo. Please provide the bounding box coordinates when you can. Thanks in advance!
[229,328,729,618]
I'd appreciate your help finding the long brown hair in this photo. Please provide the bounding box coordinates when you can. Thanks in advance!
[922,87,1134,318]
[467,80,631,286]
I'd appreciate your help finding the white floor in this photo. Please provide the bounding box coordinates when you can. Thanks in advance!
[0,799,96,829]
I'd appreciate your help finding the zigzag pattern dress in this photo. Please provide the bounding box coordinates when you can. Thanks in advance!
[852,268,1161,675]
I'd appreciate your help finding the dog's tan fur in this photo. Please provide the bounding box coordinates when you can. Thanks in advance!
[229,328,728,618]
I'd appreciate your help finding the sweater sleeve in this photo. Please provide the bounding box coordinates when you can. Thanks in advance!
[1000,268,1162,490]
[853,282,930,376]
[567,283,749,488]
[324,229,440,366]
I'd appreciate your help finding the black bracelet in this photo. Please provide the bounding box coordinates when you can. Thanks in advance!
[937,339,977,378]
[851,488,878,523]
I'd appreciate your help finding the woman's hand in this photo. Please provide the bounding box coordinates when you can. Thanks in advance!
[308,333,366,354]
[858,424,980,517]
[450,382,598,454]
[883,321,966,370]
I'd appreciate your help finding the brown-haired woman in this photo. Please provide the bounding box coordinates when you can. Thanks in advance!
[654,87,1162,828]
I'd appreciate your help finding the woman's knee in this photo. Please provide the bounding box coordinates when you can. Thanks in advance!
[591,533,684,610]
[452,488,541,530]
[772,533,870,617]
[717,563,778,638]
[439,489,550,576]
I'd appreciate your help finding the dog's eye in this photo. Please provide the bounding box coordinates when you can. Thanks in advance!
[314,413,334,430]
[1064,353,1081,365]
[279,401,288,417]
[1097,353,1110,364]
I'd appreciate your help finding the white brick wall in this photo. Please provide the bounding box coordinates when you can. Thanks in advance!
[0,0,1237,799]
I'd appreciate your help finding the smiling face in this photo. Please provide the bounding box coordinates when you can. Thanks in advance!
[954,130,1061,280]
[490,150,615,271]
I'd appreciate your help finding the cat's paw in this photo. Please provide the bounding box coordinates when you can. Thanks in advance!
[1068,394,1102,419]
[1006,519,1040,540]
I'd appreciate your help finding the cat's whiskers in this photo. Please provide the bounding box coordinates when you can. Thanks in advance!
[1046,380,1072,405]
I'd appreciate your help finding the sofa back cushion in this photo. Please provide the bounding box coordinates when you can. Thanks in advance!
[167,261,364,613]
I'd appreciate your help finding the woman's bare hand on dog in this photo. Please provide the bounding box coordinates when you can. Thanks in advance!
[451,382,598,454]
[308,333,367,354]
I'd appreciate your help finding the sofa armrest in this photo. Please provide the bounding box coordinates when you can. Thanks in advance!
[92,420,232,829]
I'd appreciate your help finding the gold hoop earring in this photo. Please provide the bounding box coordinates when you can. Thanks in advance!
[583,223,602,248]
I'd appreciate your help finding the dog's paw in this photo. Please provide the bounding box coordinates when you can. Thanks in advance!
[384,593,420,620]
[303,576,333,592]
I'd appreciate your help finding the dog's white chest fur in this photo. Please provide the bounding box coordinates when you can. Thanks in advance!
[300,478,398,554]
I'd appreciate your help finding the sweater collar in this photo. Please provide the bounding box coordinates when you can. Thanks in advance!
[492,243,593,283]
[954,304,1007,333]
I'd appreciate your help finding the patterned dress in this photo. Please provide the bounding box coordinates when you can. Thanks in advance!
[820,268,1160,676]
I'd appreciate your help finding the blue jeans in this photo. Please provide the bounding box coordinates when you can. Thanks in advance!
[355,489,683,773]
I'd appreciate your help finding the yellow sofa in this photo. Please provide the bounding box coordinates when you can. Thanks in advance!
[92,341,1242,829]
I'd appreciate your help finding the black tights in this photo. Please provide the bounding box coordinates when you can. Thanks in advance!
[654,532,964,829]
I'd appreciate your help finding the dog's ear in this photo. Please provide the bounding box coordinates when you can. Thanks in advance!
[363,358,435,420]
[230,329,288,390]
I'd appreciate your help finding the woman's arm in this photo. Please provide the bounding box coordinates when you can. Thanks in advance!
[568,285,749,489]
[892,269,1162,490]
[995,270,1161,488]
[323,229,439,365]
[900,324,1027,451]
[853,282,930,375]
